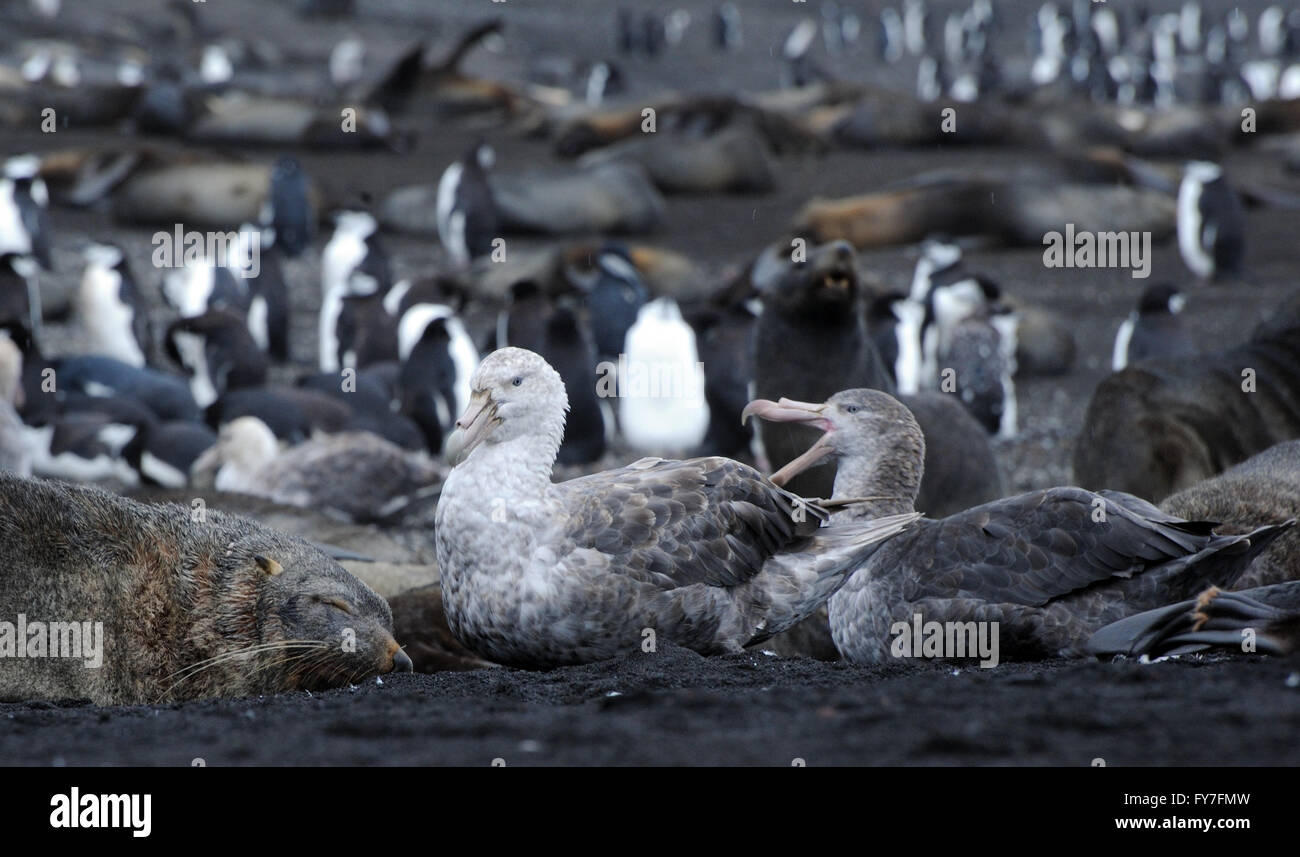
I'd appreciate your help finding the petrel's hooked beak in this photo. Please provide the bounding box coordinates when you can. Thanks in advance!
[445,389,499,466]
[740,397,837,488]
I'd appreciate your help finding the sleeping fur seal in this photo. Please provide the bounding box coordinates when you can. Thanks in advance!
[0,473,410,705]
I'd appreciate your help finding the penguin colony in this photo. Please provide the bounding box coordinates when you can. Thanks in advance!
[0,0,1298,698]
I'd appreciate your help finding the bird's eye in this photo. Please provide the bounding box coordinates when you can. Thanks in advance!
[512,376,523,387]
[844,405,860,414]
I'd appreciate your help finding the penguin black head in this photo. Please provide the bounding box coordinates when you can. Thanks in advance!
[545,304,584,341]
[582,60,623,106]
[868,290,910,324]
[598,240,632,260]
[509,279,544,305]
[467,140,494,173]
[3,165,52,271]
[83,241,131,277]
[1137,282,1184,315]
[165,309,268,405]
[267,155,314,257]
[973,274,1003,307]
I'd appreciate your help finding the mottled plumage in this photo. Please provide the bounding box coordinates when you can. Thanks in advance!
[434,348,919,668]
[746,390,1291,662]
[210,416,443,523]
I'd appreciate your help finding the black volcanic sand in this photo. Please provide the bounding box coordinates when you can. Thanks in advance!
[3,646,1299,765]
[2,0,1300,765]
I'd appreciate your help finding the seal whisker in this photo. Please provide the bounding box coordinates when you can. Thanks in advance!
[284,647,339,685]
[162,640,330,684]
[156,640,331,701]
[239,649,327,689]
[302,648,355,688]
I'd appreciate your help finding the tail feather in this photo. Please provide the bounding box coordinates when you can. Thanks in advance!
[746,512,921,644]
[1156,519,1295,597]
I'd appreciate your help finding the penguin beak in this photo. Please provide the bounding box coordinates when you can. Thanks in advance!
[740,398,837,488]
[445,389,499,466]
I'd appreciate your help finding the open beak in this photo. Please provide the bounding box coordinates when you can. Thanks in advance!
[444,389,499,466]
[740,397,837,488]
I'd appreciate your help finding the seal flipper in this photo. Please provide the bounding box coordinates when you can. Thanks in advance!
[1085,594,1212,657]
[1088,582,1300,658]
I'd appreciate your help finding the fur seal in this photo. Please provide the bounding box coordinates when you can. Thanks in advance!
[110,159,324,230]
[1074,312,1300,502]
[793,172,1175,249]
[355,19,525,118]
[185,94,401,151]
[0,472,409,705]
[1159,440,1300,590]
[382,161,664,237]
[578,123,776,195]
[1086,581,1300,659]
[551,95,821,160]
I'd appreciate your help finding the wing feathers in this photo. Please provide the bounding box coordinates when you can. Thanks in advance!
[554,456,828,589]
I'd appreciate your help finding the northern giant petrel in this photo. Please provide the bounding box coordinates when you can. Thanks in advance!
[744,389,1293,662]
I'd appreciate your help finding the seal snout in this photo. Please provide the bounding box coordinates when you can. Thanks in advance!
[384,637,413,673]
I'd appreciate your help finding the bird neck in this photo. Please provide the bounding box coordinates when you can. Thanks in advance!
[465,423,564,498]
[832,431,924,520]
